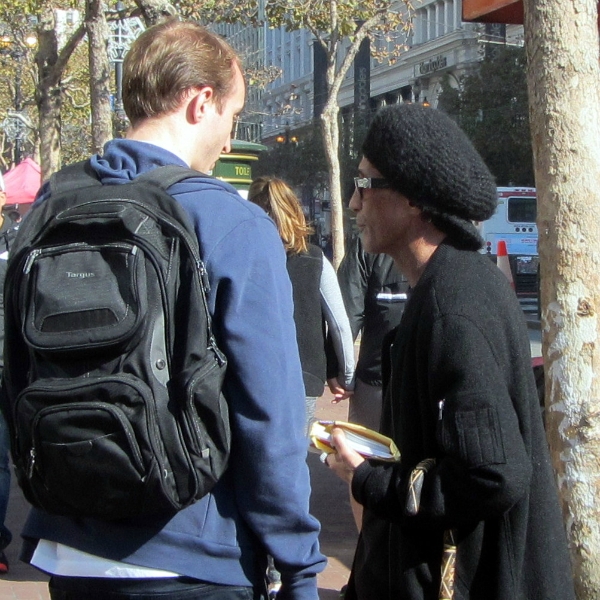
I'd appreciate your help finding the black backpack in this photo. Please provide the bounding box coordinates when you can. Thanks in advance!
[2,161,230,520]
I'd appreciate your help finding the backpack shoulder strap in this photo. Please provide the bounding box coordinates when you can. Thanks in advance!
[135,165,209,191]
[48,160,101,196]
[50,163,207,197]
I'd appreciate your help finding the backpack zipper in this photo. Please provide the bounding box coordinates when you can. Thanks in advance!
[27,447,36,479]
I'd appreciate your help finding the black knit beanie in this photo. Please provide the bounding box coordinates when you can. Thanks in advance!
[361,103,497,250]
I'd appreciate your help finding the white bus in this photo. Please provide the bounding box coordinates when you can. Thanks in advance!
[477,187,538,296]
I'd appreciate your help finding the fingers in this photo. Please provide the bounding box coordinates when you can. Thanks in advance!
[331,428,365,470]
[327,378,354,403]
[331,394,349,404]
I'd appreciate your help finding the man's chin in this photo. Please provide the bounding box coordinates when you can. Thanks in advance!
[358,231,376,254]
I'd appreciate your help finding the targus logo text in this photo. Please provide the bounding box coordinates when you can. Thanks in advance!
[66,272,96,278]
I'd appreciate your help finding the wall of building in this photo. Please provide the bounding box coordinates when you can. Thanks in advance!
[247,2,523,141]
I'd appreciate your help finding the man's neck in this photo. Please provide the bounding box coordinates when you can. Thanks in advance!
[393,228,446,287]
[126,117,191,167]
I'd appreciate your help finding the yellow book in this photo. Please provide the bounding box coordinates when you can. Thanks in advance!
[309,420,400,462]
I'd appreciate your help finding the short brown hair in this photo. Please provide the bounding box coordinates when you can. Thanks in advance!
[123,18,242,126]
[248,177,313,255]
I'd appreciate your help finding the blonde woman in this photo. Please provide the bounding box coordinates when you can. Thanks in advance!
[248,176,355,425]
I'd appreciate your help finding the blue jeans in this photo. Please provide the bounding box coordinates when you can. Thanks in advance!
[0,410,11,551]
[48,576,267,600]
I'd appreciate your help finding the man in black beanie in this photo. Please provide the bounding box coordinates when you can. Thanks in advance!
[323,104,575,600]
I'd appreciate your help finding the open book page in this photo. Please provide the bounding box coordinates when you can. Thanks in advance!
[309,420,400,462]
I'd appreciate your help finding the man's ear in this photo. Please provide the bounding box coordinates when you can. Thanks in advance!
[187,87,215,124]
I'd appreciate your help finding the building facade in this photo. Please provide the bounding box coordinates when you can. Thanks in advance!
[215,4,523,145]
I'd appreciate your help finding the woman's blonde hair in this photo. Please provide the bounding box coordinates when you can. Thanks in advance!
[248,176,313,254]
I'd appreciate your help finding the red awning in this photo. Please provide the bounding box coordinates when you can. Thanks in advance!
[462,0,600,25]
[4,157,42,205]
[462,0,523,23]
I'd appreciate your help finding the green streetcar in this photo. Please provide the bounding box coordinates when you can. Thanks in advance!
[212,140,266,198]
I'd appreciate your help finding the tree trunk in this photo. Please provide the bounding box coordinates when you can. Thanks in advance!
[321,101,344,269]
[35,9,86,180]
[35,9,63,180]
[523,0,600,596]
[134,0,178,26]
[87,0,113,154]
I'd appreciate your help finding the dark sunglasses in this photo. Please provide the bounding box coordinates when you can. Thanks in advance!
[354,177,391,198]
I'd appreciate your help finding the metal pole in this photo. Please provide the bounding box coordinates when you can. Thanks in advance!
[115,60,123,112]
[14,58,22,164]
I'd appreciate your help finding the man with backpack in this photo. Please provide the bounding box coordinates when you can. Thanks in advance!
[3,19,325,600]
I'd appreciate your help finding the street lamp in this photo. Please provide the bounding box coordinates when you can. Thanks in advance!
[0,30,37,165]
[275,124,299,145]
[107,2,144,128]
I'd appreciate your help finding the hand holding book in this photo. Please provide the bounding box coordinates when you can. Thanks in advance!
[309,420,400,462]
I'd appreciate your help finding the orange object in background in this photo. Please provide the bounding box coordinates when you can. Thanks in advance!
[462,0,523,24]
[497,240,515,290]
[462,0,600,27]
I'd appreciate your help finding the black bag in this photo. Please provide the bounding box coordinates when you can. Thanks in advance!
[2,161,230,520]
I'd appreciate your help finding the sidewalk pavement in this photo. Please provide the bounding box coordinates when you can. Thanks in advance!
[0,390,358,600]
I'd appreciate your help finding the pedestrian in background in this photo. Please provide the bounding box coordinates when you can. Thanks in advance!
[324,103,575,600]
[0,171,19,574]
[327,234,408,532]
[330,234,407,431]
[14,19,325,600]
[248,176,355,426]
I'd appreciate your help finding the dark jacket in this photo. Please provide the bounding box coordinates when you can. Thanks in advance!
[347,242,574,600]
[0,217,19,372]
[287,244,326,397]
[333,235,407,386]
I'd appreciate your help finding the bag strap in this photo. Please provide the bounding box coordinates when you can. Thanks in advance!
[135,165,209,190]
[405,457,457,600]
[49,161,209,196]
[48,160,101,196]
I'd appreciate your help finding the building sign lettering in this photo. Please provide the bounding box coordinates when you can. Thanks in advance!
[417,55,447,76]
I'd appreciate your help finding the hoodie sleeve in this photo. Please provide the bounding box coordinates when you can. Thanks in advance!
[175,183,326,598]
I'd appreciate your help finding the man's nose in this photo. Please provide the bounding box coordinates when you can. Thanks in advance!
[348,188,361,212]
[222,138,232,154]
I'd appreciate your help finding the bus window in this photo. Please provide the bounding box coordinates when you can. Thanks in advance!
[507,196,536,223]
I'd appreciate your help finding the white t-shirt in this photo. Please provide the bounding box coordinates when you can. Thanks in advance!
[31,539,180,578]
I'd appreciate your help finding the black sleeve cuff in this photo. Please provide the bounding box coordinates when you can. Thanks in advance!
[351,459,403,520]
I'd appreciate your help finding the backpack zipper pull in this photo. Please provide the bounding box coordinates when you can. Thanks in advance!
[210,336,226,366]
[24,249,42,274]
[438,399,445,421]
[198,260,210,292]
[27,447,36,479]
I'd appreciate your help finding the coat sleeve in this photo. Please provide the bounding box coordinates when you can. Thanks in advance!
[336,237,369,341]
[320,257,355,390]
[352,313,533,529]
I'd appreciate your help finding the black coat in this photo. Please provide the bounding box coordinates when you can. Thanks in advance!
[286,244,326,397]
[347,242,575,600]
[0,217,19,372]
